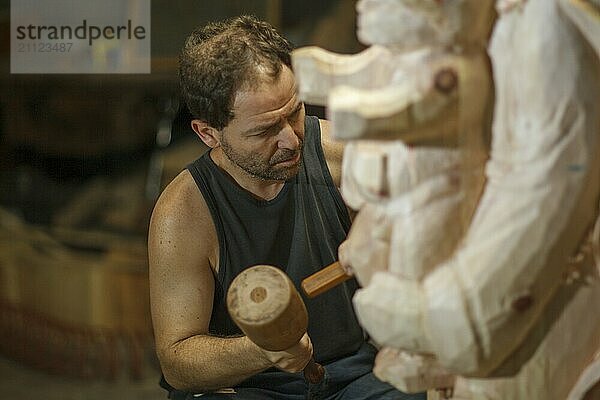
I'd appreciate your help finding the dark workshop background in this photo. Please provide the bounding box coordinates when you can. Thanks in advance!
[0,1,362,398]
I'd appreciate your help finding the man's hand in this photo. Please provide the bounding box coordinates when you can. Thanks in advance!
[338,203,392,287]
[259,333,314,373]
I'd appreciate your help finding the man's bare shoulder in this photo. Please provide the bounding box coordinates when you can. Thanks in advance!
[149,170,218,269]
[152,170,208,229]
[318,118,344,187]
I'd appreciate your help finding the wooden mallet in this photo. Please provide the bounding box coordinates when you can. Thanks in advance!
[226,265,325,384]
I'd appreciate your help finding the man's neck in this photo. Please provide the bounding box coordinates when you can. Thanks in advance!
[210,148,285,201]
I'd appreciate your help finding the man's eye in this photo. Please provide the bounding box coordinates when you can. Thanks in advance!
[254,126,274,136]
[289,107,302,120]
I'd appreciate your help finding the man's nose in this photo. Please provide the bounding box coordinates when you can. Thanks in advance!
[277,122,300,150]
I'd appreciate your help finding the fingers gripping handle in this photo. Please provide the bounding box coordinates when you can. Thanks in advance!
[301,262,352,298]
[304,357,325,384]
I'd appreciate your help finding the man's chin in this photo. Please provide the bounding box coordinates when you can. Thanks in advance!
[272,166,300,181]
[258,163,300,181]
[266,156,302,180]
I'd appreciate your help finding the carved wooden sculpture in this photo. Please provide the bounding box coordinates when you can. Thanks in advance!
[293,0,600,399]
[292,0,494,286]
[294,0,497,394]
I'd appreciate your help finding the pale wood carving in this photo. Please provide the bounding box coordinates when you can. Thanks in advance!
[293,0,600,399]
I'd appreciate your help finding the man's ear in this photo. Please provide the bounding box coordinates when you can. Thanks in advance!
[191,119,221,148]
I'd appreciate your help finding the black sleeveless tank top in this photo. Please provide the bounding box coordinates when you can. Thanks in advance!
[186,116,364,363]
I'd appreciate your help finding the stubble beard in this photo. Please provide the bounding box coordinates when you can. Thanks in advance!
[221,138,304,182]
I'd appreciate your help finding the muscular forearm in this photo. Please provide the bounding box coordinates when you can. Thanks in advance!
[160,334,273,392]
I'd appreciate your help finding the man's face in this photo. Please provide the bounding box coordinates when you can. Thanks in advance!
[220,65,305,181]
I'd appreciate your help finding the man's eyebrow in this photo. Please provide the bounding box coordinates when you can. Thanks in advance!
[243,102,303,135]
[244,120,278,135]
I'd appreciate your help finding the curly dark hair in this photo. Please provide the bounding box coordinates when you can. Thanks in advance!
[179,15,293,130]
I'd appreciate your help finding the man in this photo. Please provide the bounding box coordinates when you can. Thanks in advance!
[148,15,424,399]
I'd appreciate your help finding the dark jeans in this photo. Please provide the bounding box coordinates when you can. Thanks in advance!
[165,343,426,400]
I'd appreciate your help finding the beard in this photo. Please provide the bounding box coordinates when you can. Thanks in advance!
[221,137,304,181]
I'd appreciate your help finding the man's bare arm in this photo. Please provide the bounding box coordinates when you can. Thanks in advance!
[148,171,312,392]
[319,118,358,220]
[319,119,345,187]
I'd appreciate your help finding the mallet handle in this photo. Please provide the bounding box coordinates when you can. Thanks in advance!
[301,261,352,298]
[304,357,325,384]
